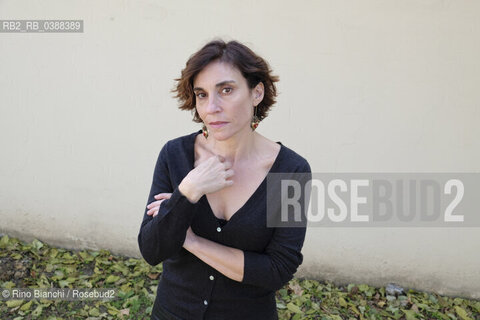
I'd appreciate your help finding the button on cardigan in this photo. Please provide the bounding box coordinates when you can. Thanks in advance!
[138,130,311,320]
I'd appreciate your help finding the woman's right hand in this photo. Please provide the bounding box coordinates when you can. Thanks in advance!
[179,155,234,203]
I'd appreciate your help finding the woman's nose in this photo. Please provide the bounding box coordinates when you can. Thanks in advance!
[206,95,221,113]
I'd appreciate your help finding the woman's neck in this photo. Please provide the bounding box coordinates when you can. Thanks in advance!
[207,129,260,166]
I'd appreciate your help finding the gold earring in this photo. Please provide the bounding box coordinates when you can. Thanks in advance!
[251,105,259,131]
[202,123,209,138]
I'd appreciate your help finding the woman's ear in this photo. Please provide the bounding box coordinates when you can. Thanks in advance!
[254,82,265,103]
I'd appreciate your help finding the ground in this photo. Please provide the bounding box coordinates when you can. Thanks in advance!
[0,235,479,320]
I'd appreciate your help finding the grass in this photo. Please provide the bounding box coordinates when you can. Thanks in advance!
[0,235,479,320]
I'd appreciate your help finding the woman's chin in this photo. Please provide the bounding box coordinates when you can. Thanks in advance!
[210,131,231,141]
[209,126,253,141]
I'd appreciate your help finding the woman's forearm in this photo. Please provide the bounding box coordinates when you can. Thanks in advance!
[184,233,244,282]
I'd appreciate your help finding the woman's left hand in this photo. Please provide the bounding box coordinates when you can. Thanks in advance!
[146,193,172,217]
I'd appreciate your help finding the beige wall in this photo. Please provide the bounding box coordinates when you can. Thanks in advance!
[1,0,479,299]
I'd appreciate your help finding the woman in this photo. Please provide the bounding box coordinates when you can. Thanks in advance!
[138,39,311,320]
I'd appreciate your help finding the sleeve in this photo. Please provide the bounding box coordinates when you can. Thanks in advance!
[241,160,312,291]
[137,141,197,266]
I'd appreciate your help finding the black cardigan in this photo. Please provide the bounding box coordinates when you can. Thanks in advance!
[138,130,311,320]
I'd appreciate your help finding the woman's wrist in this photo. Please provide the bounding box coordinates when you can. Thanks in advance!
[179,178,202,203]
[183,227,199,252]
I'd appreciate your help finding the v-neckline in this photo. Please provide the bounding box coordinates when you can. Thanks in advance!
[188,130,284,226]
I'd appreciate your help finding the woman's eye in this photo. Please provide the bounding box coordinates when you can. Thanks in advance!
[196,93,206,98]
[222,87,232,94]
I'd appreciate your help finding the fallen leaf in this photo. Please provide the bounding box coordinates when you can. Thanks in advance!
[287,302,303,314]
[339,296,348,308]
[106,275,120,283]
[288,282,304,296]
[455,306,473,320]
[19,300,32,311]
[6,300,24,308]
[147,273,160,280]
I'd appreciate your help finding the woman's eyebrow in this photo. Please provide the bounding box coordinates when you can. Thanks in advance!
[193,80,236,92]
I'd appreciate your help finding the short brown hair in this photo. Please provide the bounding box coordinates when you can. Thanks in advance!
[171,39,280,123]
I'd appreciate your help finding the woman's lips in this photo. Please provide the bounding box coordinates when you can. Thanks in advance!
[209,121,228,129]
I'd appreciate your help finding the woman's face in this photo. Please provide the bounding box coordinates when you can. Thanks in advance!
[193,61,264,141]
